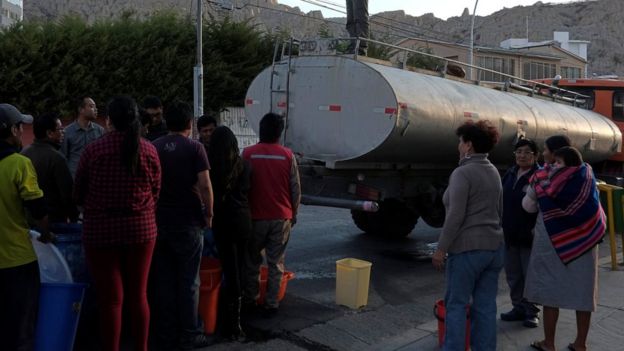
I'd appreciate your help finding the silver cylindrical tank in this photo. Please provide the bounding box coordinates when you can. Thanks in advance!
[245,56,621,169]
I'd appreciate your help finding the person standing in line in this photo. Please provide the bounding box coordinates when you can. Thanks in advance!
[523,146,604,351]
[197,114,217,155]
[208,126,251,340]
[242,112,301,317]
[74,96,161,351]
[61,96,105,178]
[150,101,214,350]
[346,0,369,55]
[542,134,571,165]
[0,103,54,351]
[22,113,79,224]
[500,139,540,328]
[143,96,168,141]
[432,120,504,351]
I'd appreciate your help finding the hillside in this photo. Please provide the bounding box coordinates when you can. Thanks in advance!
[23,0,624,76]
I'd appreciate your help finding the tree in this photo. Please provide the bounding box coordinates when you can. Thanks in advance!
[0,13,276,117]
[406,47,444,71]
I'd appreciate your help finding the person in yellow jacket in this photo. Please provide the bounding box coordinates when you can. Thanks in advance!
[0,104,53,350]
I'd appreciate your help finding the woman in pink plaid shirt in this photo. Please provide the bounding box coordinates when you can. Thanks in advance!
[74,96,161,351]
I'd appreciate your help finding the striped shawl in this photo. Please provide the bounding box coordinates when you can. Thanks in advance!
[532,163,605,264]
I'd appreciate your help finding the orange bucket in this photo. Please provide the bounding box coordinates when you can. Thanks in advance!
[434,299,470,350]
[198,257,222,334]
[256,266,295,305]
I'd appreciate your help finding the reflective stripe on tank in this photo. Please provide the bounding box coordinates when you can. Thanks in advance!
[250,154,287,160]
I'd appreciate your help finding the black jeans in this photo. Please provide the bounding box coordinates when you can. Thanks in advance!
[149,225,204,348]
[0,261,40,351]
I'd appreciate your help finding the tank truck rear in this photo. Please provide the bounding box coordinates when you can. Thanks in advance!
[244,39,622,238]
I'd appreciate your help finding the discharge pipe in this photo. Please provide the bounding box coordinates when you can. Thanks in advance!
[301,195,379,212]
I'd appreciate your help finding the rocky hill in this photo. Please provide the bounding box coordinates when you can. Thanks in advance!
[23,0,624,76]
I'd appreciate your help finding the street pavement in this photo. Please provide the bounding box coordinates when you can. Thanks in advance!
[201,257,624,351]
[197,206,624,351]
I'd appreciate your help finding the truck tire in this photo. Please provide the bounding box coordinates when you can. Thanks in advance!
[351,199,418,238]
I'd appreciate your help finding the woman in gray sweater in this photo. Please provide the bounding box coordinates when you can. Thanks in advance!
[432,120,504,351]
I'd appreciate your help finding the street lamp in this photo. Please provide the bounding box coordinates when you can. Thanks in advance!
[194,0,204,119]
[469,0,479,80]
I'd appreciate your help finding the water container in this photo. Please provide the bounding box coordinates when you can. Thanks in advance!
[30,231,72,283]
[34,282,88,351]
[50,223,88,283]
[434,299,470,350]
[257,266,295,305]
[198,257,222,334]
[335,258,372,309]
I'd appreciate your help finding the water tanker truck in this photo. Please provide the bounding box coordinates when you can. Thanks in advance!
[244,40,622,238]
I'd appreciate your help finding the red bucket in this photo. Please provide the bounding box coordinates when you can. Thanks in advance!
[434,299,470,350]
[256,266,295,305]
[198,257,222,334]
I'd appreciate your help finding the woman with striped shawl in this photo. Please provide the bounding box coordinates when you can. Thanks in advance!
[522,146,605,351]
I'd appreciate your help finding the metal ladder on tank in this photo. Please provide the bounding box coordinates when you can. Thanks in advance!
[269,38,299,145]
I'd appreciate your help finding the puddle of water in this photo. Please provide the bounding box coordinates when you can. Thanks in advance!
[380,242,438,262]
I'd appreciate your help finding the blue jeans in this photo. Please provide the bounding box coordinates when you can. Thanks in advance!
[443,245,504,351]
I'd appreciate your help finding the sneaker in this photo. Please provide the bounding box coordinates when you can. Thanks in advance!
[500,308,525,321]
[179,333,215,350]
[523,315,539,328]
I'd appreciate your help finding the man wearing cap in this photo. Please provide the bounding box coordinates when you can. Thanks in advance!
[61,96,105,178]
[0,103,54,350]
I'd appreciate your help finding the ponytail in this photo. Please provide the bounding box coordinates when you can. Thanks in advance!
[107,96,142,175]
[122,118,141,175]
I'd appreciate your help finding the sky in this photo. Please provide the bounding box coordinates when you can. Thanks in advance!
[277,0,579,20]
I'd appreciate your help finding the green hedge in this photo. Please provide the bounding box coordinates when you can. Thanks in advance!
[0,13,278,118]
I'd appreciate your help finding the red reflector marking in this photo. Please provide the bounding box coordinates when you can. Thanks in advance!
[384,107,397,114]
[246,98,253,105]
[464,111,479,118]
[277,101,287,108]
[329,105,341,112]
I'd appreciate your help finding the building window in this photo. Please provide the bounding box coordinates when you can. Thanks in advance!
[522,62,557,80]
[561,66,582,79]
[477,56,515,82]
[613,91,624,121]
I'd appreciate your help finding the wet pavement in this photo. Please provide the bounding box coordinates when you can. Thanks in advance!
[84,205,623,351]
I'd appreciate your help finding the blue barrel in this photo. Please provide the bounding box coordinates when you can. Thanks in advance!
[50,223,89,283]
[35,282,88,351]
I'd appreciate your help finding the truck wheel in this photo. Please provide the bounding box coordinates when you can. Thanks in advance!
[351,199,417,238]
[419,204,445,228]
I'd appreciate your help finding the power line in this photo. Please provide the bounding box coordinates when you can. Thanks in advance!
[299,0,461,42]
[204,0,458,44]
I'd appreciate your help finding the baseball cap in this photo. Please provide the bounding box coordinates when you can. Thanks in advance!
[0,103,34,129]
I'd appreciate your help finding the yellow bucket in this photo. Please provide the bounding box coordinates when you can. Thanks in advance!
[336,258,372,309]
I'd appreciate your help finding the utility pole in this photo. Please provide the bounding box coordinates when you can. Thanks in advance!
[469,0,479,80]
[194,0,204,119]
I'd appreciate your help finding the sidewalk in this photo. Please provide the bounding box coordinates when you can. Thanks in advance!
[392,255,624,351]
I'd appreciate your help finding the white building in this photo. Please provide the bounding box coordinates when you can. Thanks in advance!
[1,0,23,28]
[500,31,590,78]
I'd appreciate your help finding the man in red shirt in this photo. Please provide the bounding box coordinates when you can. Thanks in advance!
[242,113,300,316]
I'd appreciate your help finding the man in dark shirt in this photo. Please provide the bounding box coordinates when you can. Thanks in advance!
[150,101,214,350]
[22,113,79,223]
[143,96,168,141]
[197,114,217,155]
